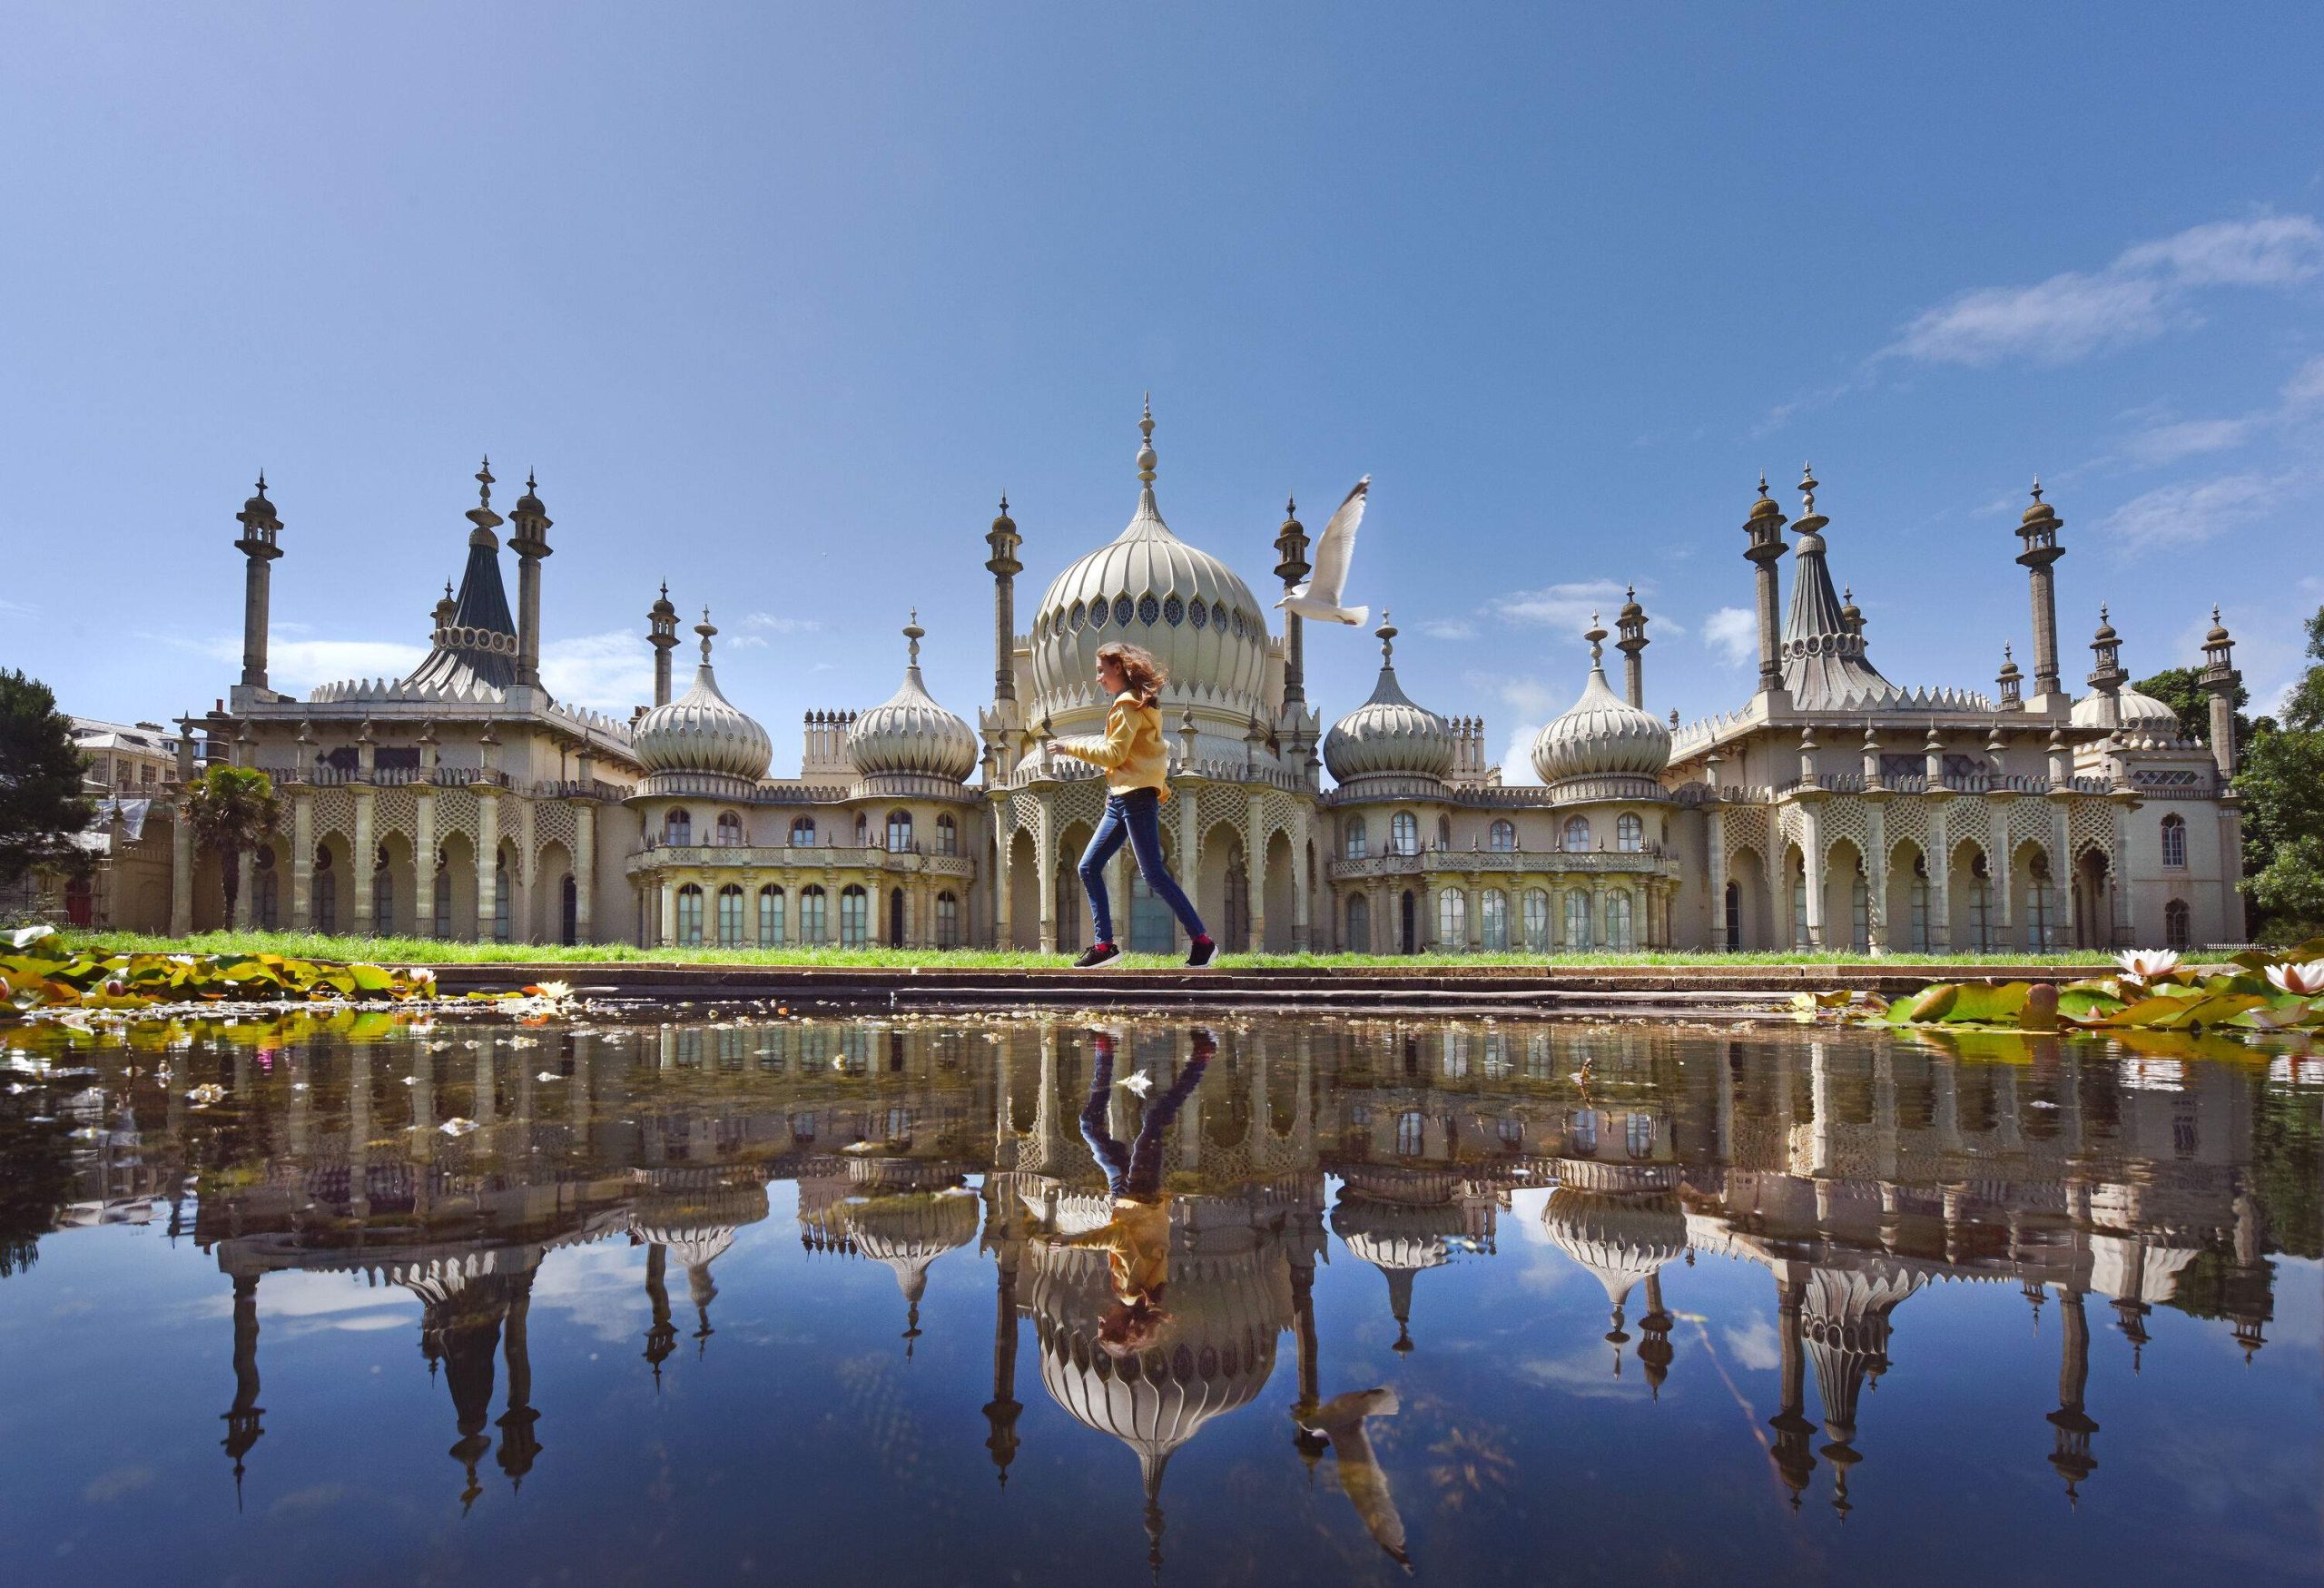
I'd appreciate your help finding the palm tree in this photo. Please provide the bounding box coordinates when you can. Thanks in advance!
[184,765,280,929]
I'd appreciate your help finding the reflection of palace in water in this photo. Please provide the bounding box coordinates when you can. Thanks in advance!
[54,1017,2306,1554]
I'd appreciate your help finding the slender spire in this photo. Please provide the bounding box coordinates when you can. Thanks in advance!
[1376,608,1396,665]
[697,607,717,666]
[904,608,924,672]
[1136,395,1157,491]
[1585,611,1608,670]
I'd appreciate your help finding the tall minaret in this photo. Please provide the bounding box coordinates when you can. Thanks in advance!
[2045,1285,2100,1505]
[1615,584,1649,709]
[1275,495,1311,711]
[2200,607,2240,778]
[232,475,283,696]
[646,583,679,707]
[1741,475,1787,700]
[221,1272,266,1507]
[507,471,553,692]
[2016,481,2067,709]
[985,495,1021,704]
[2087,607,2128,731]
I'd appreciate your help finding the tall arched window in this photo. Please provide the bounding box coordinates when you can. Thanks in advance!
[853,814,869,847]
[1436,814,1452,851]
[1437,887,1468,949]
[1626,1112,1656,1159]
[716,883,746,945]
[1968,853,1993,952]
[1391,813,1419,856]
[1562,815,1591,852]
[374,854,394,935]
[1481,888,1510,950]
[1564,888,1592,950]
[1522,888,1550,952]
[1344,816,1368,860]
[2160,814,2187,868]
[255,849,280,930]
[1616,814,1644,853]
[935,814,957,856]
[433,868,451,938]
[935,891,960,949]
[1346,893,1371,952]
[1395,1110,1425,1157]
[1568,1107,1599,1158]
[2164,898,2191,949]
[759,884,785,944]
[1605,890,1634,951]
[887,811,913,853]
[840,884,869,945]
[714,812,744,847]
[1488,819,1515,853]
[1909,853,1931,952]
[2029,852,2055,951]
[665,808,693,846]
[1724,880,1742,948]
[675,883,704,945]
[1849,863,1870,952]
[798,884,827,943]
[314,845,337,935]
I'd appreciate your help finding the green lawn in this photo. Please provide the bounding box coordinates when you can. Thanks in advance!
[64,928,2122,971]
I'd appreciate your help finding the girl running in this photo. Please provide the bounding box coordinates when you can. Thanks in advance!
[1041,641,1218,969]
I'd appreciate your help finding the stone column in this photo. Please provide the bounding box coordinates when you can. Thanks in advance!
[351,787,376,935]
[1465,883,1482,952]
[476,789,500,942]
[1797,805,1826,950]
[413,791,437,938]
[170,726,197,936]
[290,792,314,931]
[1035,797,1057,953]
[1925,803,1952,951]
[1706,805,1728,950]
[1865,804,1888,955]
[232,851,255,930]
[658,877,677,947]
[1290,814,1312,953]
[1246,792,1269,953]
[513,798,538,943]
[574,803,596,943]
[991,815,1014,950]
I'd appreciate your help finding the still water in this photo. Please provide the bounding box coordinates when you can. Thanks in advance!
[3,1011,2318,1585]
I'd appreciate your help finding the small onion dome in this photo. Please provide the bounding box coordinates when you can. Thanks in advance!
[2206,605,2231,646]
[2022,482,2060,528]
[2071,686,2181,733]
[847,613,979,784]
[1748,474,1783,520]
[1530,618,1671,788]
[242,472,275,518]
[1324,613,1454,784]
[633,608,773,793]
[1541,1187,1688,1312]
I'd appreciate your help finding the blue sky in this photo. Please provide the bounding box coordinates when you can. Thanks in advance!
[5,4,2320,779]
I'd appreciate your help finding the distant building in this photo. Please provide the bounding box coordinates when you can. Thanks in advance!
[177,416,2244,952]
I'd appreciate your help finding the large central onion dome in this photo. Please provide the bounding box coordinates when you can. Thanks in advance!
[1530,616,1671,800]
[634,608,773,794]
[1028,404,1273,728]
[1324,613,1454,788]
[847,614,980,787]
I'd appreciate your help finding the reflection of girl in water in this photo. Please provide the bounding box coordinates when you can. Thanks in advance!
[1049,1028,1215,1356]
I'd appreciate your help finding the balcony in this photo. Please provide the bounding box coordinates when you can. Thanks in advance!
[1326,847,1675,883]
[625,843,976,880]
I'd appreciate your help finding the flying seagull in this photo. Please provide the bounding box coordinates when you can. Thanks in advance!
[1277,476,1371,626]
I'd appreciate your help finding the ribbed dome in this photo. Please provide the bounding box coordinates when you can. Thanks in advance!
[847,616,979,784]
[1531,626,1671,788]
[1324,616,1453,784]
[1028,408,1272,725]
[634,611,773,793]
[842,1187,980,1304]
[2071,686,2181,734]
[1541,1188,1688,1309]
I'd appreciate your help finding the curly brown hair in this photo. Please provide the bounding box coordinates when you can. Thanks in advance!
[1095,641,1166,707]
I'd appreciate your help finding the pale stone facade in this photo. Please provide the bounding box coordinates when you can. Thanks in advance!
[179,429,2245,953]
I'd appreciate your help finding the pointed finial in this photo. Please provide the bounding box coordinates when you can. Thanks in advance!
[999,492,1009,513]
[1799,462,1817,514]
[1137,397,1157,484]
[903,608,924,668]
[255,470,268,497]
[445,580,454,600]
[2004,642,2014,660]
[1586,611,1608,667]
[477,456,494,504]
[2030,477,2043,505]
[1758,472,1769,498]
[1375,608,1396,663]
[695,607,717,665]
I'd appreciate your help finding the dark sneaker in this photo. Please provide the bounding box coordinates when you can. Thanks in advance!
[1185,936,1217,969]
[1073,942,1122,970]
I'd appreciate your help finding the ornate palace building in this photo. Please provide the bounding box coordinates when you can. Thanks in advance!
[174,409,2246,952]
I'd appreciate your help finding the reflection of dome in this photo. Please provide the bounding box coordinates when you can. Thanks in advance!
[1541,1187,1687,1313]
[847,616,979,786]
[842,1187,980,1306]
[1324,616,1453,787]
[1027,406,1273,732]
[2071,687,2180,735]
[1530,623,1670,795]
[1332,1189,1467,1352]
[634,611,773,794]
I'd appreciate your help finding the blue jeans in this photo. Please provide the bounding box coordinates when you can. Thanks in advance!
[1078,788,1206,947]
[1078,1031,1212,1197]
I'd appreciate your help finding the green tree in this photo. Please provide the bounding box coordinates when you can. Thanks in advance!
[2132,665,2250,761]
[2236,606,2324,941]
[0,669,96,889]
[184,764,281,927]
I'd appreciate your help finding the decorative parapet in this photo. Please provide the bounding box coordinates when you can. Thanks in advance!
[1324,849,1676,882]
[624,843,976,880]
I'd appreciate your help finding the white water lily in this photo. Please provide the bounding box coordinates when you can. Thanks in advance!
[2115,948,2181,985]
[2264,960,2324,997]
[438,1117,479,1137]
[1116,1070,1154,1097]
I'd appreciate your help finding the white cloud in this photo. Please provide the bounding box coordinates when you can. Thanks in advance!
[743,613,824,634]
[1488,578,1633,634]
[2284,355,2324,410]
[540,630,656,713]
[2099,471,2293,555]
[1889,213,2322,367]
[1502,724,1541,784]
[2124,417,2255,468]
[1419,617,1476,640]
[1700,607,1758,668]
[1722,1316,1782,1372]
[725,633,769,649]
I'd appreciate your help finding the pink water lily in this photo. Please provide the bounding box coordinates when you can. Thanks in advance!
[2115,948,2181,986]
[2265,960,2324,997]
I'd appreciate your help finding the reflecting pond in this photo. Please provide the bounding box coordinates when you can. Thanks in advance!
[3,1011,2319,1585]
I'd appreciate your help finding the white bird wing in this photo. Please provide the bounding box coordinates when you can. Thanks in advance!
[1301,477,1370,605]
